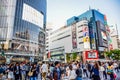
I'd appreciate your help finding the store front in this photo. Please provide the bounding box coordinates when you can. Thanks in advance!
[11,56,30,63]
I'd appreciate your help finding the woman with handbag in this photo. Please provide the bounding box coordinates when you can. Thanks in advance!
[7,64,14,80]
[29,64,38,80]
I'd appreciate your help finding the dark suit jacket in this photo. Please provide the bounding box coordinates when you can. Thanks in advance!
[14,66,20,75]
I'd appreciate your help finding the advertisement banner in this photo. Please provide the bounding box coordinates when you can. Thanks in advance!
[82,25,90,49]
[72,24,77,49]
[85,50,98,59]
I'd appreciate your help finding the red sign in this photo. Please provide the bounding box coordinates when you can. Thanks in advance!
[85,50,98,60]
[47,52,51,58]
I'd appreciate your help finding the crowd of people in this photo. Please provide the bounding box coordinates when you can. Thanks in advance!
[0,60,120,80]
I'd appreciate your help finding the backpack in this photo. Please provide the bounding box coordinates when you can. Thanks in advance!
[47,72,53,80]
[107,66,113,75]
[47,67,56,80]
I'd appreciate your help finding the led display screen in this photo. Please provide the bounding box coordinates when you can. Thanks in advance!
[22,3,44,28]
[101,31,107,40]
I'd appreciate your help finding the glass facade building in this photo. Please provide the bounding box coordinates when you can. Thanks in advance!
[67,9,109,58]
[0,0,46,56]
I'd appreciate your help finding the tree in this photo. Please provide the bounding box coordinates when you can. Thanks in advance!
[66,53,70,63]
[72,52,77,61]
[105,49,120,60]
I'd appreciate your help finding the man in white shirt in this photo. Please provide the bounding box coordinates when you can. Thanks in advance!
[41,62,48,80]
[72,61,77,70]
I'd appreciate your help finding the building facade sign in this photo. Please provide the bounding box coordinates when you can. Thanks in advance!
[82,24,90,49]
[71,24,77,49]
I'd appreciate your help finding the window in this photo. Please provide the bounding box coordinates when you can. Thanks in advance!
[78,30,83,33]
[84,24,88,26]
[79,42,83,44]
[57,35,70,40]
[79,36,83,38]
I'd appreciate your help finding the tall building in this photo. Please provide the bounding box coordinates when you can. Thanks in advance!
[111,35,120,49]
[47,9,110,61]
[0,0,47,61]
[110,25,120,50]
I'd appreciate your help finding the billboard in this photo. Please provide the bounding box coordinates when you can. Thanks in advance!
[82,24,90,49]
[101,31,107,40]
[72,24,77,49]
[85,50,98,59]
[96,21,107,47]
[22,3,44,28]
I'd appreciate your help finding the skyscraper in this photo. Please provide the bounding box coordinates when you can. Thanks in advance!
[67,9,109,59]
[0,0,47,61]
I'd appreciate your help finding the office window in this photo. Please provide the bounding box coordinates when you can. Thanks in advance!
[78,30,83,33]
[79,36,83,38]
[79,42,83,44]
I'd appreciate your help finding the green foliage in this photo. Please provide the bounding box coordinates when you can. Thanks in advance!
[66,52,78,62]
[66,53,70,62]
[105,49,120,60]
[72,52,77,60]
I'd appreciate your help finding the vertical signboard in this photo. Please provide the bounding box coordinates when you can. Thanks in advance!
[72,24,77,49]
[82,23,90,49]
[47,52,51,58]
[104,15,113,50]
[96,21,107,47]
[89,21,96,49]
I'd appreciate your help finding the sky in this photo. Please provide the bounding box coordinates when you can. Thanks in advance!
[47,0,120,35]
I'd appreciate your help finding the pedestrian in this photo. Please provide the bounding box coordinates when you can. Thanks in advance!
[99,62,105,80]
[82,63,88,78]
[53,61,61,80]
[107,62,115,80]
[41,61,48,80]
[92,62,100,80]
[103,63,107,79]
[7,64,14,80]
[0,65,4,74]
[30,64,38,80]
[67,64,77,80]
[75,63,82,80]
[25,63,30,79]
[14,63,21,80]
[20,62,26,80]
[87,62,93,79]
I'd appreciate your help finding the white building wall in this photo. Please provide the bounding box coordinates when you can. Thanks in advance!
[49,26,72,53]
[45,28,53,53]
[111,35,119,49]
[47,20,91,55]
